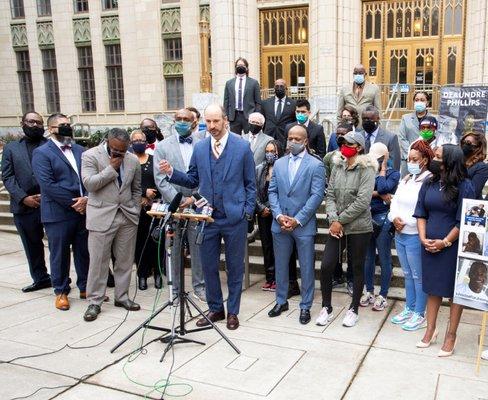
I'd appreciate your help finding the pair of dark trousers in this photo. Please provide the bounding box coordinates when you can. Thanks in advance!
[320,233,371,313]
[199,217,247,315]
[229,111,248,135]
[44,215,89,295]
[257,214,299,283]
[134,210,163,278]
[14,210,50,283]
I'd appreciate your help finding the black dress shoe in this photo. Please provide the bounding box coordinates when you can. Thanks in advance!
[114,299,141,311]
[287,281,301,299]
[299,309,311,325]
[268,302,289,317]
[138,277,148,291]
[107,271,115,288]
[84,304,101,322]
[154,274,162,289]
[22,279,52,293]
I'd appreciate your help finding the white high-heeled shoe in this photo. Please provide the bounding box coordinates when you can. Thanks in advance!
[438,338,457,357]
[416,329,438,348]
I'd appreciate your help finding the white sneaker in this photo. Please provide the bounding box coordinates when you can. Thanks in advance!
[482,350,488,361]
[402,312,426,331]
[372,295,387,311]
[192,290,207,303]
[360,291,375,307]
[391,307,413,324]
[315,307,333,326]
[342,309,359,327]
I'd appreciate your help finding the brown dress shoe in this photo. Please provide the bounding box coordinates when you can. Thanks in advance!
[55,294,70,311]
[226,314,239,330]
[80,292,109,302]
[196,310,225,327]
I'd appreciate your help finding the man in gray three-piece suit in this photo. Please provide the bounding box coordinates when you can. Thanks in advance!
[82,128,142,322]
[153,108,206,302]
[242,112,274,166]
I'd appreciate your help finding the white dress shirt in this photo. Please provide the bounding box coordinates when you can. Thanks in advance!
[178,140,193,171]
[274,96,285,114]
[211,131,229,156]
[365,127,379,145]
[235,75,247,110]
[51,137,83,196]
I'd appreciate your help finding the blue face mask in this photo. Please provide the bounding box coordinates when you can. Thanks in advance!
[296,113,308,124]
[414,101,427,113]
[132,142,146,154]
[353,74,365,85]
[175,121,192,137]
[407,162,422,175]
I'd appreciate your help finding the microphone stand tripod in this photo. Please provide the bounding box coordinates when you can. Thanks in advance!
[111,212,240,360]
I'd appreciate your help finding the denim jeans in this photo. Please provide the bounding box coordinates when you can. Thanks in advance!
[364,213,393,298]
[395,232,427,315]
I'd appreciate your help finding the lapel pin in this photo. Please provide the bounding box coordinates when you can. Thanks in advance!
[286,102,290,106]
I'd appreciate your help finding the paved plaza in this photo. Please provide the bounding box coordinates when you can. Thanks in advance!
[0,231,487,400]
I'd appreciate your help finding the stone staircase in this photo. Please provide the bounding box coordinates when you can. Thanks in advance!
[0,186,405,289]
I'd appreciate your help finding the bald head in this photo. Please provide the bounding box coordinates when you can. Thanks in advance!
[175,108,194,121]
[289,124,307,139]
[275,79,286,88]
[204,104,228,139]
[353,64,366,75]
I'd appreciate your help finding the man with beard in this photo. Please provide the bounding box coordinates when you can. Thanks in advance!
[2,111,51,292]
[32,113,89,310]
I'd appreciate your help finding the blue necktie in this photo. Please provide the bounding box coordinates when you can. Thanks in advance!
[237,77,243,111]
[179,135,193,145]
[289,155,299,185]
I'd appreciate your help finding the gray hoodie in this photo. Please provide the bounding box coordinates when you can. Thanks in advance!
[326,153,377,235]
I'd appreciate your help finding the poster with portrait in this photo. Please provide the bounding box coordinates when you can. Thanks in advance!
[438,86,488,142]
[454,199,488,311]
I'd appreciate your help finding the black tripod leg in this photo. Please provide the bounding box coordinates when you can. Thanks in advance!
[110,300,172,353]
[185,295,241,354]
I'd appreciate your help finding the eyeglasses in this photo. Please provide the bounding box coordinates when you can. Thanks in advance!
[24,119,43,127]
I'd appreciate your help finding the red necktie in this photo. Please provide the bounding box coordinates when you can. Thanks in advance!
[146,143,155,150]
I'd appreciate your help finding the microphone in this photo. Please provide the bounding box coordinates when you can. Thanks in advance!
[152,193,182,242]
[192,193,208,208]
[195,201,214,245]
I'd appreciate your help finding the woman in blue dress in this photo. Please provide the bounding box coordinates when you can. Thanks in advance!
[414,144,475,356]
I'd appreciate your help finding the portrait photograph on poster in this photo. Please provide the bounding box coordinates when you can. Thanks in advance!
[454,257,488,311]
[462,231,484,255]
[463,202,487,227]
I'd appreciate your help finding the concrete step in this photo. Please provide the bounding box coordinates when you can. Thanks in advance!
[0,212,14,225]
[0,200,10,213]
[0,224,18,234]
[0,191,10,201]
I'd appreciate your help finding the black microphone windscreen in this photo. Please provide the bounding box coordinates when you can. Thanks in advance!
[168,192,183,213]
[193,193,202,200]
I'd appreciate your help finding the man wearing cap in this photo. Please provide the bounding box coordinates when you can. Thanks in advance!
[414,115,457,150]
[242,112,273,165]
[267,125,326,325]
[361,105,401,170]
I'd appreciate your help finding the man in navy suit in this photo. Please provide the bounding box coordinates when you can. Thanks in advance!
[159,104,256,330]
[267,125,326,324]
[32,113,89,311]
[2,111,51,292]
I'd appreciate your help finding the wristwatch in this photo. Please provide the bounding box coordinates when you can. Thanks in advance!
[443,238,452,248]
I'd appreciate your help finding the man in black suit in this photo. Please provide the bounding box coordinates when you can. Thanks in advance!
[261,79,297,150]
[361,105,401,170]
[285,99,326,159]
[1,111,51,292]
[223,57,261,135]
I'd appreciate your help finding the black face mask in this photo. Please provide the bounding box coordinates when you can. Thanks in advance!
[142,128,157,144]
[462,143,476,157]
[274,87,286,99]
[362,120,378,134]
[22,125,44,141]
[236,65,247,75]
[429,159,443,175]
[57,124,73,137]
[248,124,262,134]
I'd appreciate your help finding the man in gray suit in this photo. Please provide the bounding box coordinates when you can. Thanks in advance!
[361,105,401,171]
[153,108,206,302]
[82,128,142,321]
[223,57,261,135]
[242,112,273,165]
[338,64,382,128]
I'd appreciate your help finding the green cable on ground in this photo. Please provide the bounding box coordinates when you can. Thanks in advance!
[122,227,193,398]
